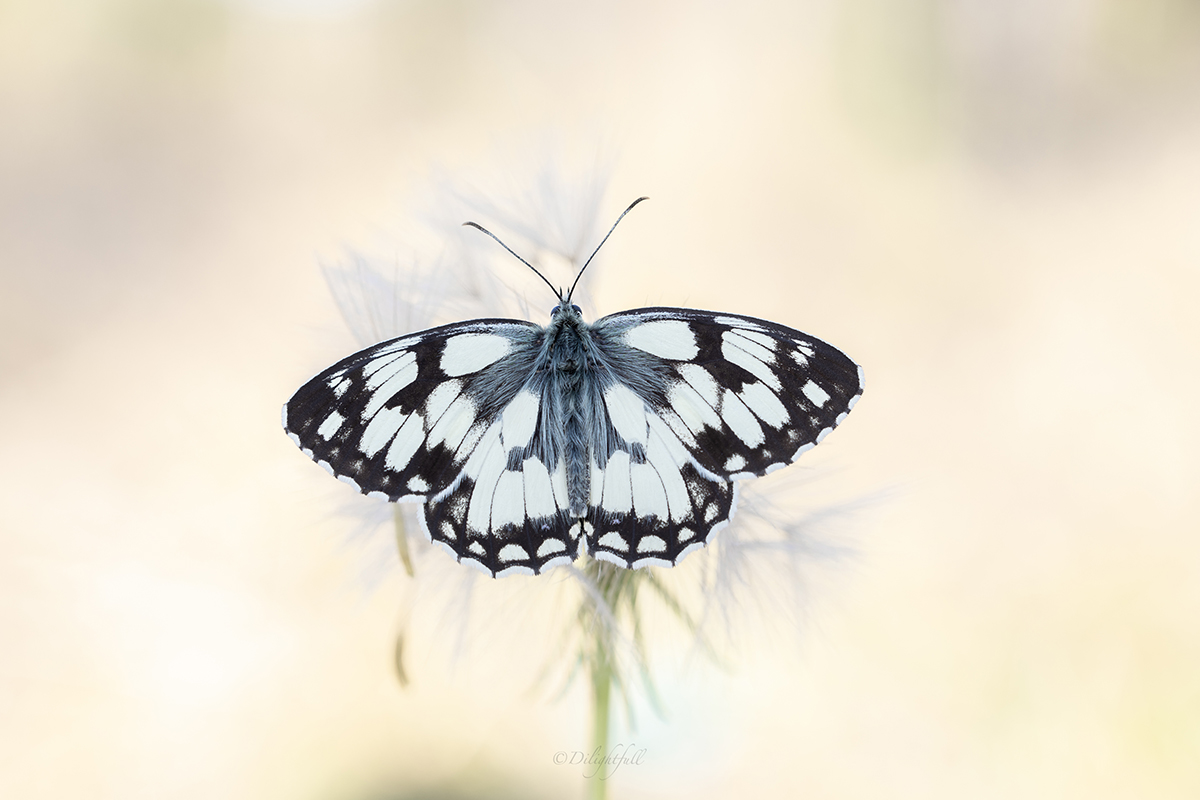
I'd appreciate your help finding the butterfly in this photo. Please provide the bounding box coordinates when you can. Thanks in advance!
[283,199,863,578]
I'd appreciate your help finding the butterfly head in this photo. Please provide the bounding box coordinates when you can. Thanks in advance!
[550,300,583,320]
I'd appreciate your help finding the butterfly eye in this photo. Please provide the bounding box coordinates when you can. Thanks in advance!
[549,306,559,317]
[571,304,581,314]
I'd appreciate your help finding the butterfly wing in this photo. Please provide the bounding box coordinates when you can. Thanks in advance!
[283,318,580,577]
[583,307,863,568]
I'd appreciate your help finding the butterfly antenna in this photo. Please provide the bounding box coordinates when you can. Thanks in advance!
[462,221,560,298]
[567,196,648,302]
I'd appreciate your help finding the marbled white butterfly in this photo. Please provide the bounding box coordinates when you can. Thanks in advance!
[283,199,863,578]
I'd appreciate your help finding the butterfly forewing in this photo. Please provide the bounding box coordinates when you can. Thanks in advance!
[283,319,541,501]
[595,308,863,478]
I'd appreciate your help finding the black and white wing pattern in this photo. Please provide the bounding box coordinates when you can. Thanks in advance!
[284,306,862,578]
[283,318,579,578]
[580,308,863,569]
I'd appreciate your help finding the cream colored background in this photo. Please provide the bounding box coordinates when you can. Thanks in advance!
[3,1,1199,798]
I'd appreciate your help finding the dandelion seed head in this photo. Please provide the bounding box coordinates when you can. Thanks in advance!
[307,145,866,704]
[321,146,613,351]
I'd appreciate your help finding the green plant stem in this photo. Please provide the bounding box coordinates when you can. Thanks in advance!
[588,648,612,800]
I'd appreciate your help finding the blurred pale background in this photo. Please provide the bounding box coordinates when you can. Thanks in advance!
[3,0,1199,798]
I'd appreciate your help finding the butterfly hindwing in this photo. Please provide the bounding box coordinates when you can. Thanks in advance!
[585,438,736,570]
[421,406,579,577]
